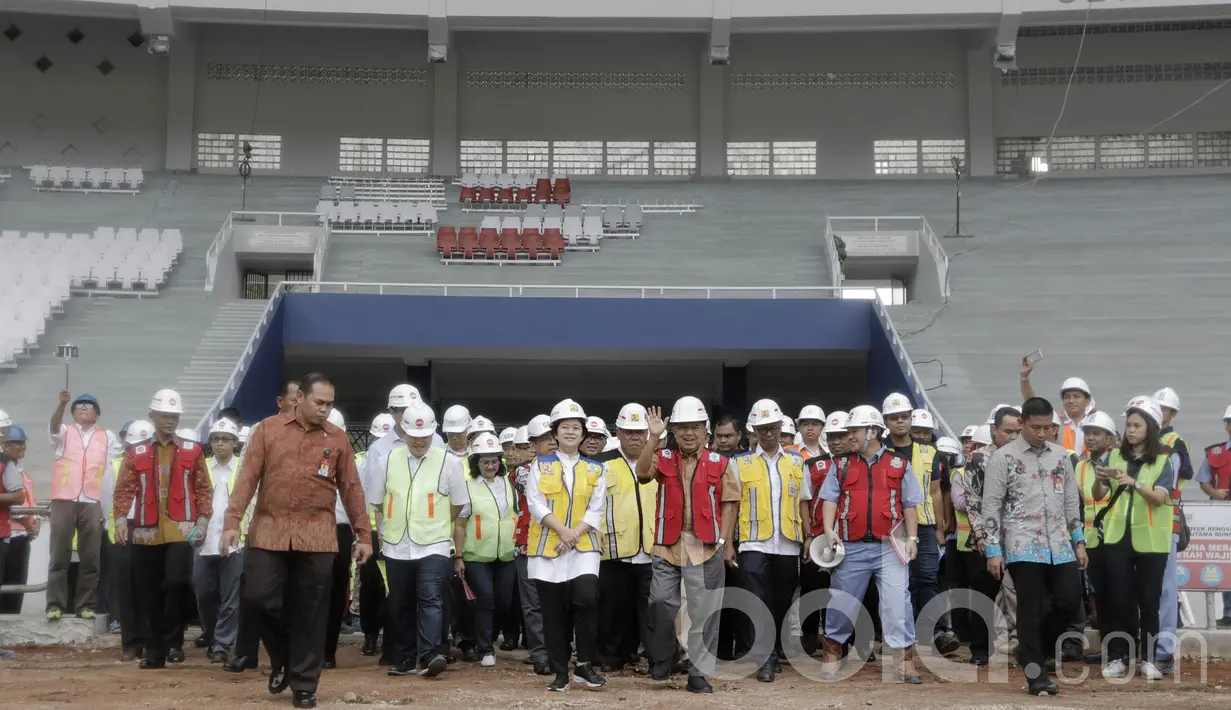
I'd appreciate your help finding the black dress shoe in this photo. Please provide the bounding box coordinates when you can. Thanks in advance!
[1083,650,1104,665]
[649,660,671,681]
[322,659,337,669]
[686,676,713,693]
[223,655,256,672]
[1027,680,1060,696]
[207,649,228,664]
[166,649,185,663]
[772,658,782,674]
[387,660,415,676]
[268,665,290,695]
[139,659,165,670]
[934,632,961,656]
[600,660,622,673]
[292,690,318,709]
[420,654,448,678]
[756,664,774,682]
[533,661,553,676]
[378,653,394,667]
[462,649,481,663]
[361,636,378,656]
[121,648,142,662]
[194,636,209,648]
[500,638,518,652]
[673,658,692,675]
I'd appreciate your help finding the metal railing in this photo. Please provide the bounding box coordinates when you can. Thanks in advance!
[821,219,844,288]
[312,222,332,283]
[869,297,957,439]
[824,216,951,299]
[205,211,329,292]
[0,505,51,594]
[204,210,234,292]
[296,281,847,299]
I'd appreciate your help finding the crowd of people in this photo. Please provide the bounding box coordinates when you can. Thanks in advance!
[1,362,1230,706]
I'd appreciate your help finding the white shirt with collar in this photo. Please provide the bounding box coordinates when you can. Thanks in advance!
[735,444,813,557]
[201,455,240,557]
[377,448,468,562]
[525,450,608,583]
[48,423,121,503]
[796,442,824,460]
[614,450,653,565]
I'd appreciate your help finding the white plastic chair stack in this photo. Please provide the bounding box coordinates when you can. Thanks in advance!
[563,215,583,246]
[582,215,603,246]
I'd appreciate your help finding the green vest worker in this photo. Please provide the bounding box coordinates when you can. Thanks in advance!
[1073,410,1117,664]
[368,402,468,679]
[451,432,517,668]
[1090,398,1176,682]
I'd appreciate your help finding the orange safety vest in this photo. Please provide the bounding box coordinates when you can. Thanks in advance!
[53,425,109,501]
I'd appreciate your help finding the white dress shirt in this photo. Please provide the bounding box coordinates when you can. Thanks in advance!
[378,449,468,562]
[525,451,607,583]
[201,456,239,557]
[735,445,812,557]
[48,423,120,503]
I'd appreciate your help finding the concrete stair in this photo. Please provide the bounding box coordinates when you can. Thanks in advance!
[175,300,271,428]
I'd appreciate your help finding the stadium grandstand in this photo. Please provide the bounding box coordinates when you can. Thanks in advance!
[1,0,1231,705]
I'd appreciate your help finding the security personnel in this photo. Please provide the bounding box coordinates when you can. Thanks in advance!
[881,394,951,655]
[594,403,657,673]
[359,413,396,659]
[795,406,826,460]
[819,405,923,683]
[1074,411,1116,664]
[369,402,467,679]
[1198,404,1231,627]
[800,410,848,655]
[735,399,810,682]
[513,415,556,675]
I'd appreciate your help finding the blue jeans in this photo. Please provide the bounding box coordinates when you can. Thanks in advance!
[464,560,516,655]
[909,525,942,640]
[384,554,450,665]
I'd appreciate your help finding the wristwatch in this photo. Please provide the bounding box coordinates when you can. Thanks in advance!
[907,536,920,543]
[1134,481,1144,490]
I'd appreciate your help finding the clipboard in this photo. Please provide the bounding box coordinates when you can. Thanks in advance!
[887,521,910,565]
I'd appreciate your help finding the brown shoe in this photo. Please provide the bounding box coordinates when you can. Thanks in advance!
[893,646,923,684]
[820,637,842,680]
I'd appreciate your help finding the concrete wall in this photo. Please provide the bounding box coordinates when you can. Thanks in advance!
[0,13,167,168]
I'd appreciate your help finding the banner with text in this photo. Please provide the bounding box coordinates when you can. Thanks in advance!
[1178,502,1231,591]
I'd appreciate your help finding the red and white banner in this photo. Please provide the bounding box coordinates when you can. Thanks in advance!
[1177,502,1231,591]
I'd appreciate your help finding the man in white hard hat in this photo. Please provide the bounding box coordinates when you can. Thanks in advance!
[441,405,472,456]
[511,414,556,676]
[1154,388,1193,487]
[112,389,214,669]
[779,417,796,452]
[368,401,467,680]
[467,415,496,442]
[636,397,740,694]
[959,425,978,460]
[193,417,246,664]
[357,412,396,660]
[732,399,810,683]
[910,409,937,445]
[100,420,152,661]
[799,410,850,655]
[1019,361,1094,453]
[818,405,924,683]
[795,405,826,460]
[881,394,952,656]
[581,416,609,459]
[1198,404,1231,628]
[594,403,657,673]
[499,427,518,461]
[365,385,444,504]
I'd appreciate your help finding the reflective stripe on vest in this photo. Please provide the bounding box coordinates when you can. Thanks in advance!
[949,466,971,550]
[382,446,451,546]
[1101,450,1172,553]
[527,453,602,558]
[462,475,516,563]
[835,452,908,543]
[54,425,109,502]
[910,443,937,526]
[600,455,658,560]
[1075,458,1106,550]
[736,450,805,544]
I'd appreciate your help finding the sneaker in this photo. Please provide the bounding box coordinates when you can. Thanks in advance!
[46,608,62,622]
[108,620,120,634]
[1154,657,1176,676]
[481,654,496,668]
[1217,617,1231,629]
[1102,659,1127,679]
[572,663,607,689]
[462,649,481,663]
[547,674,570,692]
[1140,661,1164,681]
[419,654,447,678]
[77,608,96,620]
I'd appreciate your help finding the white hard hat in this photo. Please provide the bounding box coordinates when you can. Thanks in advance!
[499,427,518,444]
[1224,405,1231,421]
[823,410,849,435]
[809,537,845,570]
[400,402,437,437]
[910,409,935,430]
[960,425,977,439]
[550,399,586,425]
[846,405,885,430]
[615,403,649,431]
[792,432,803,446]
[986,403,1019,425]
[176,428,199,442]
[936,436,961,456]
[1124,395,1163,428]
[238,425,251,444]
[603,436,620,452]
[514,425,530,445]
[527,414,552,439]
[0,409,10,428]
[585,416,609,437]
[972,424,993,446]
[149,388,184,415]
[798,405,825,423]
[781,416,796,436]
[208,418,241,439]
[441,405,472,434]
[469,432,502,456]
[670,396,709,425]
[748,399,784,428]
[1052,411,1062,426]
[467,415,496,437]
[1080,411,1117,436]
[369,413,396,438]
[387,384,421,409]
[881,393,912,416]
[125,420,154,446]
[1060,377,1091,397]
[326,408,346,430]
[1154,387,1180,412]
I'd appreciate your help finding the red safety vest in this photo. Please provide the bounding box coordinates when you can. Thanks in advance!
[513,464,532,546]
[1206,443,1231,491]
[9,472,35,535]
[834,451,908,542]
[653,448,728,546]
[128,439,204,528]
[806,455,836,535]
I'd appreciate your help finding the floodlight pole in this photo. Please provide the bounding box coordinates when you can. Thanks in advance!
[945,157,973,238]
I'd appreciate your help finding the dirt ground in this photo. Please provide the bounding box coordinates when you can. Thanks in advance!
[3,639,1231,710]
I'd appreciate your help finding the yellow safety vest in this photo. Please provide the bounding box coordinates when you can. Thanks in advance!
[1161,431,1187,489]
[599,455,658,560]
[950,466,972,550]
[1101,450,1172,553]
[527,454,602,558]
[910,442,938,526]
[381,446,452,546]
[105,456,123,544]
[1075,457,1106,550]
[462,475,517,563]
[735,450,806,544]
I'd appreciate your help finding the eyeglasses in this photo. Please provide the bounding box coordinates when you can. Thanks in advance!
[478,458,502,467]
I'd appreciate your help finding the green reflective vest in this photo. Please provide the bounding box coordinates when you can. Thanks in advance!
[950,466,971,550]
[462,475,516,563]
[381,446,451,546]
[1074,457,1106,550]
[1102,450,1172,553]
[105,456,124,544]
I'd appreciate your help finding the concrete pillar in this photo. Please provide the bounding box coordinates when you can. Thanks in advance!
[697,51,726,178]
[164,32,196,171]
[966,47,997,177]
[431,53,459,175]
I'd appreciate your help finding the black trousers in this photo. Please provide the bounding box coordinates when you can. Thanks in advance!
[956,549,1001,660]
[1086,544,1112,643]
[597,560,653,666]
[537,574,599,678]
[501,574,522,647]
[1006,561,1081,684]
[739,550,799,665]
[324,525,354,662]
[799,560,831,644]
[244,548,335,693]
[232,548,261,663]
[107,539,144,653]
[0,535,31,614]
[450,572,473,653]
[1102,542,1168,663]
[359,538,390,655]
[130,541,194,661]
[717,564,751,658]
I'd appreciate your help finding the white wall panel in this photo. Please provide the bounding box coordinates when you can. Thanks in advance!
[193,24,432,176]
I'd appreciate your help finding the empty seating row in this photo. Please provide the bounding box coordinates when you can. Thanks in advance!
[476,214,602,250]
[0,228,181,294]
[459,173,570,205]
[29,166,144,194]
[321,178,446,207]
[317,201,439,233]
[437,225,565,263]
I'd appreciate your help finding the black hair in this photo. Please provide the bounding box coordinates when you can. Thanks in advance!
[1121,410,1163,463]
[280,379,302,397]
[299,372,332,395]
[1020,397,1053,422]
[467,451,507,479]
[993,406,1022,429]
[714,415,742,433]
[219,407,242,424]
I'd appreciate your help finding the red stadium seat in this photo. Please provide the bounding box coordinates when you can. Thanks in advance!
[500,228,521,259]
[523,229,543,260]
[515,187,532,203]
[497,187,514,203]
[543,228,564,260]
[555,177,571,193]
[533,178,551,203]
[437,226,457,258]
[459,186,477,203]
[458,227,479,259]
[478,227,500,258]
[478,186,495,203]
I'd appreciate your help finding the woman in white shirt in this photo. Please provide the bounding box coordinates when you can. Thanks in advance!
[524,399,608,692]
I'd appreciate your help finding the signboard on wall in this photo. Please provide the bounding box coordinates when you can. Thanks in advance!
[1177,502,1231,591]
[233,226,320,255]
[838,231,919,258]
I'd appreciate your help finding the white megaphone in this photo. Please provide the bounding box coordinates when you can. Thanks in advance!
[809,536,845,570]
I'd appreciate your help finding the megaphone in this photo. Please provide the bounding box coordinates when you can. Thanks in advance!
[809,537,845,570]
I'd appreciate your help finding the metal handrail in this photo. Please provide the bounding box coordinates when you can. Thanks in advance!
[194,285,287,434]
[204,210,233,292]
[0,505,51,594]
[824,215,950,299]
[822,218,844,288]
[870,298,956,439]
[297,281,847,299]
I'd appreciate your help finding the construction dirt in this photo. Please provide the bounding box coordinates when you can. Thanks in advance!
[3,641,1231,709]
